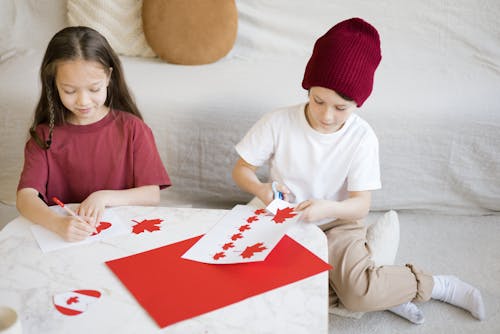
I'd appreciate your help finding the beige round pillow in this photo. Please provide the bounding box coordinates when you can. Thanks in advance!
[142,0,238,65]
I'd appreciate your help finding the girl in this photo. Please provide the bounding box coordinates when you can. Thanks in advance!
[232,18,485,324]
[17,26,171,242]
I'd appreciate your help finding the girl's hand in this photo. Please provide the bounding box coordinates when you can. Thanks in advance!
[54,215,95,242]
[295,199,334,223]
[77,191,108,227]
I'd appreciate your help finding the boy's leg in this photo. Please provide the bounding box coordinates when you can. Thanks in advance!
[388,302,425,324]
[325,220,434,312]
[431,275,485,320]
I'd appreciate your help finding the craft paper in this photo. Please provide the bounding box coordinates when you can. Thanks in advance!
[182,199,300,263]
[106,234,331,329]
[53,289,102,316]
[31,206,129,253]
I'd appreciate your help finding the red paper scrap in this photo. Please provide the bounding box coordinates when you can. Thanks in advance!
[106,235,331,328]
[132,219,163,234]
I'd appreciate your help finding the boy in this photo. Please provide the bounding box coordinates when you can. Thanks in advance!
[232,17,484,324]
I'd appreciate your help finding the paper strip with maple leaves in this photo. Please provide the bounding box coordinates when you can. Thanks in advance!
[181,199,301,264]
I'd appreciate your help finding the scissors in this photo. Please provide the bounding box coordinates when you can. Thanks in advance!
[271,181,284,200]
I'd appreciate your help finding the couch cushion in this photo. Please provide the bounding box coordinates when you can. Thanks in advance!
[142,0,237,65]
[67,0,155,58]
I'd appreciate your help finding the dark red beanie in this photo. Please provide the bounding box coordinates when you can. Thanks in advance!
[302,17,381,107]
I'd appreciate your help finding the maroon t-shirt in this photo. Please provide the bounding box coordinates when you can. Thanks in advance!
[18,110,171,205]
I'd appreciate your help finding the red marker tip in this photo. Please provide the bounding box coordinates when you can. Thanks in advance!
[52,197,64,207]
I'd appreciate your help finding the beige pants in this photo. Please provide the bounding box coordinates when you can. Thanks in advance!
[324,219,434,312]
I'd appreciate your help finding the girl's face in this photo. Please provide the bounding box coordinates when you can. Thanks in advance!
[306,86,357,134]
[55,59,111,125]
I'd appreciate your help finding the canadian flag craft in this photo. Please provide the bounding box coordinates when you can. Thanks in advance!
[53,289,101,316]
[106,234,331,328]
[181,199,301,264]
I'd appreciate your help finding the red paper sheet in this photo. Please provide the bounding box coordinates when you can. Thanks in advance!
[106,235,331,328]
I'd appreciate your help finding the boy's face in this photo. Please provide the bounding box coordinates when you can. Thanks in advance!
[306,86,357,134]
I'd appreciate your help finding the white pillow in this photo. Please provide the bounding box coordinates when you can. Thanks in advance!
[366,210,400,266]
[67,0,156,58]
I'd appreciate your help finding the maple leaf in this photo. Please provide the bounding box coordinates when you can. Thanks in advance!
[254,209,266,215]
[272,207,297,224]
[240,242,267,259]
[91,221,112,236]
[246,215,259,223]
[213,252,226,260]
[131,218,164,234]
[239,224,251,232]
[66,296,79,305]
[231,233,243,241]
[222,242,234,250]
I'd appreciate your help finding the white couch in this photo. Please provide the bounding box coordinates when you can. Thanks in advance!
[1,0,499,214]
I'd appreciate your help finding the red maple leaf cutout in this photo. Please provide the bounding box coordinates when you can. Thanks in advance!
[213,252,226,260]
[272,207,297,224]
[222,242,235,250]
[246,215,259,223]
[254,209,266,215]
[239,224,251,232]
[91,221,112,236]
[240,242,267,259]
[131,218,164,234]
[66,296,79,305]
[231,233,243,241]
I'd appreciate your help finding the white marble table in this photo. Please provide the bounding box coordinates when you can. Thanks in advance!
[0,206,329,334]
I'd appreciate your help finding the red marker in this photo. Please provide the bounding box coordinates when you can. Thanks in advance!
[52,197,96,232]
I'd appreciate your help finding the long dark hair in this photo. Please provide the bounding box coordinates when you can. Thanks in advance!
[29,26,142,149]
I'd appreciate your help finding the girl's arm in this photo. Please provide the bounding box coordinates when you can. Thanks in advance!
[295,190,371,222]
[16,188,95,242]
[77,185,160,225]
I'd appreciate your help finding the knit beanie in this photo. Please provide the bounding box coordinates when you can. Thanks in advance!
[302,17,381,107]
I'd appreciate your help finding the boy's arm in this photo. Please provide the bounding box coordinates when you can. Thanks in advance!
[232,158,275,205]
[296,190,371,222]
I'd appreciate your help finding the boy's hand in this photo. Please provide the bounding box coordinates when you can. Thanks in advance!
[295,199,334,222]
[258,182,291,205]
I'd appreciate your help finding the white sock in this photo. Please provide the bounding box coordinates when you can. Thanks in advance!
[431,275,485,320]
[388,302,425,324]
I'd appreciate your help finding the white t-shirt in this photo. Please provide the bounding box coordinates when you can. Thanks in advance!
[235,103,381,206]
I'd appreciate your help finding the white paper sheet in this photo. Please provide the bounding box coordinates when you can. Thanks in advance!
[31,206,129,253]
[182,199,301,264]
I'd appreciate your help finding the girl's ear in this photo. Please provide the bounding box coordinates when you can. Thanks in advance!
[107,67,113,86]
